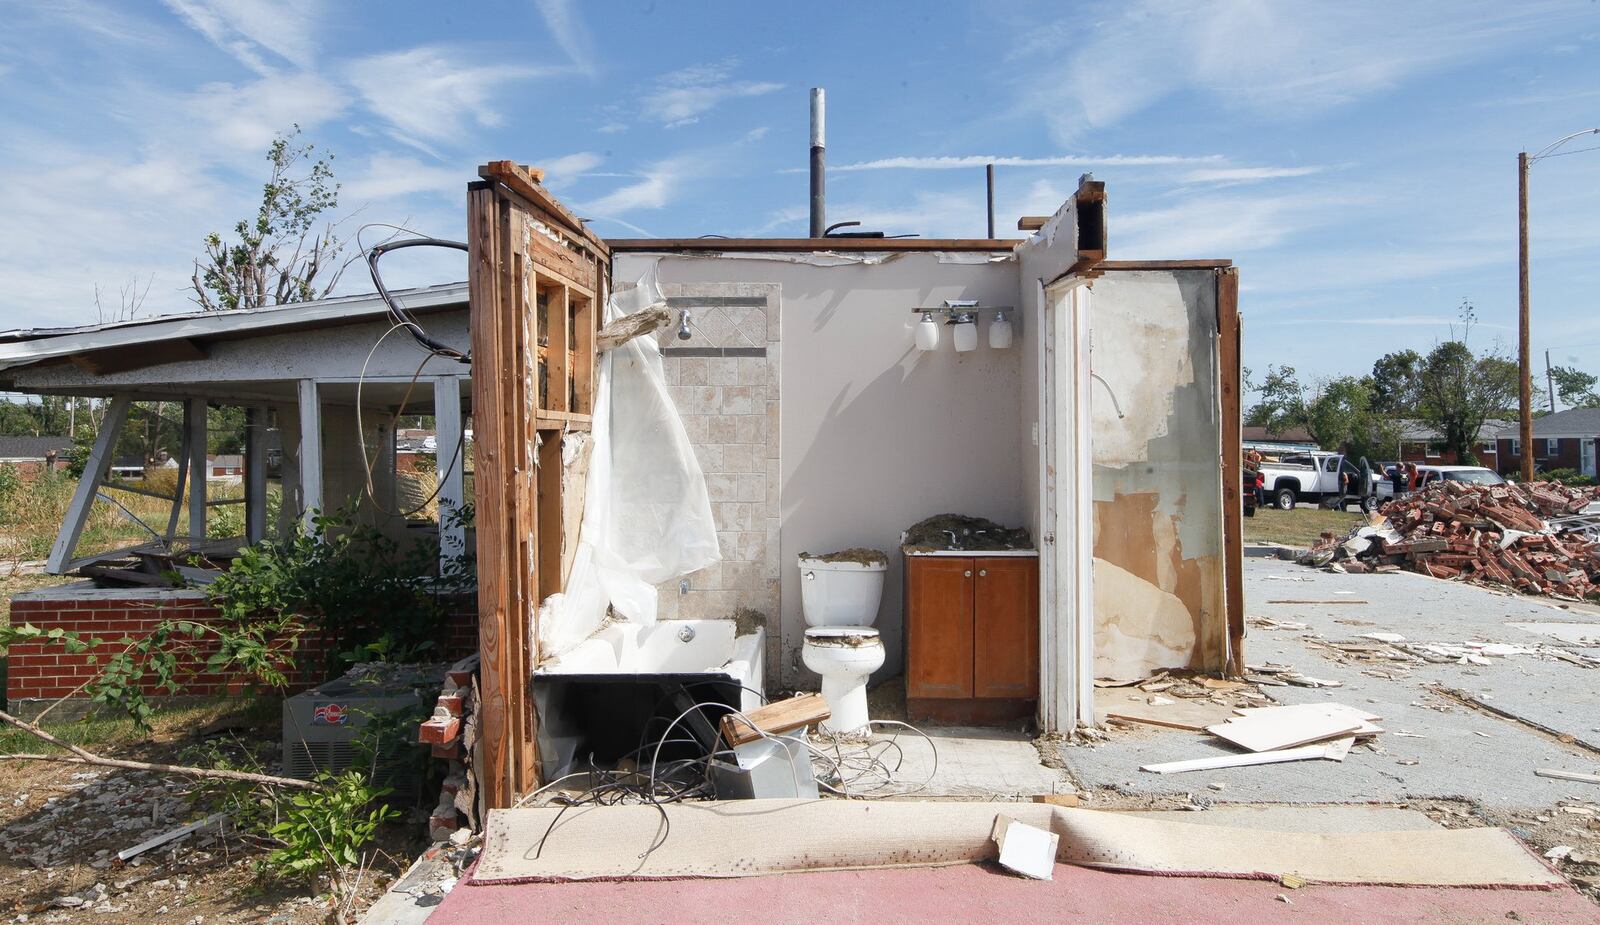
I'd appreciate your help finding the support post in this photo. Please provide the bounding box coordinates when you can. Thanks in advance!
[186,398,207,541]
[986,163,996,239]
[244,407,267,543]
[433,376,466,570]
[47,395,130,573]
[809,87,826,238]
[297,380,323,526]
[1217,268,1245,677]
[1518,150,1533,483]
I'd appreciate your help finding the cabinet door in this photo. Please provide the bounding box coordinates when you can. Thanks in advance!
[973,557,1039,699]
[906,557,974,699]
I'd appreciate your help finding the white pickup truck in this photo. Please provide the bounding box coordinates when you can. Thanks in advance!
[1258,451,1393,512]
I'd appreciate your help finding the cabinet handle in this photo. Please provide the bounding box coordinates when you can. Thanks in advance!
[978,569,987,577]
[963,570,972,578]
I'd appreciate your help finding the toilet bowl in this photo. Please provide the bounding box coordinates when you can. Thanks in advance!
[798,554,888,736]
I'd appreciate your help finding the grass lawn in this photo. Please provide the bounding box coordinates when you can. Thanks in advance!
[1243,505,1363,549]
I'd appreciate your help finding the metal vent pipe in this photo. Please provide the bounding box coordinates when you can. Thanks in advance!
[809,88,826,238]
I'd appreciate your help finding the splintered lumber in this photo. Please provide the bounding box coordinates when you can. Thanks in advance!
[1535,768,1600,785]
[719,693,830,746]
[596,305,671,352]
[1205,710,1363,753]
[1098,688,1236,732]
[1141,737,1354,775]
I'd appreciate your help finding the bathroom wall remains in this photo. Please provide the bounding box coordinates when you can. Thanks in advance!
[615,252,1026,689]
[1087,268,1228,680]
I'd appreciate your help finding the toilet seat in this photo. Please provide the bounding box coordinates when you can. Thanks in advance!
[804,626,880,647]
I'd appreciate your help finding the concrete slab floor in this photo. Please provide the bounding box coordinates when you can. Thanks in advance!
[1055,558,1600,809]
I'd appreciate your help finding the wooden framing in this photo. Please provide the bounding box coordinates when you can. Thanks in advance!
[1217,267,1246,676]
[468,161,605,808]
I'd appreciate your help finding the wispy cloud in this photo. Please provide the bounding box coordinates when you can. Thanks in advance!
[1180,166,1324,184]
[343,153,463,202]
[1261,315,1509,328]
[1017,0,1586,142]
[163,0,320,74]
[540,152,603,185]
[531,0,598,76]
[822,153,1223,172]
[187,72,348,152]
[345,47,559,152]
[581,154,697,214]
[1116,191,1349,257]
[640,62,783,128]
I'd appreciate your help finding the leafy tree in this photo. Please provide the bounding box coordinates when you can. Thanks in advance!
[1369,349,1424,415]
[1246,366,1398,456]
[191,126,346,311]
[1417,342,1519,465]
[1550,365,1600,410]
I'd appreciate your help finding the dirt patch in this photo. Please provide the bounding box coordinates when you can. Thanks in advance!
[799,548,888,566]
[0,702,425,925]
[732,606,767,637]
[901,514,1031,553]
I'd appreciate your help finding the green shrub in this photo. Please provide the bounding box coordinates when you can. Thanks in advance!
[1535,467,1596,487]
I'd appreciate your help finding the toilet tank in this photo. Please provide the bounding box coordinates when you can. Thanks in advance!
[798,557,886,627]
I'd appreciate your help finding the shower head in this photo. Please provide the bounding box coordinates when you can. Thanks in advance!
[677,308,693,340]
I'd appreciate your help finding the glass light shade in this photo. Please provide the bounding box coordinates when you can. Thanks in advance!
[952,320,978,352]
[916,314,940,351]
[989,312,1013,349]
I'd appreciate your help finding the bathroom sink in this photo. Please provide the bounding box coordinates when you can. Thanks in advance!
[903,548,1037,557]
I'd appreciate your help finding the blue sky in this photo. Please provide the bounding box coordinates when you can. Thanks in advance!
[1,0,1597,387]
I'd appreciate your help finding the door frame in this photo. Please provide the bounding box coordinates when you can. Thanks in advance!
[1037,277,1096,732]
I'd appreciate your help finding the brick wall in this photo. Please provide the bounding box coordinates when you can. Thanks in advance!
[5,589,480,704]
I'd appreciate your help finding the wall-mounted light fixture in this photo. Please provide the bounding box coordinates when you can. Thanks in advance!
[909,300,1014,353]
[989,308,1013,350]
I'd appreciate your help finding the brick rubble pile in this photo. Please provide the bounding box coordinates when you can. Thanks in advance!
[1301,480,1600,598]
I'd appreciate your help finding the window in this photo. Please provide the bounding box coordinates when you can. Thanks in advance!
[1510,438,1521,456]
[1480,443,1495,456]
[1424,445,1441,459]
[1547,438,1561,457]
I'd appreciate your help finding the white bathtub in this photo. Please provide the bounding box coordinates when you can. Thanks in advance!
[534,620,767,776]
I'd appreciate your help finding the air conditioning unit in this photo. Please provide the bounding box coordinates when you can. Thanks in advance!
[281,666,444,795]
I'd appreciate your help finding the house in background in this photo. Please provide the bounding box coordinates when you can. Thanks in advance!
[1241,426,1316,456]
[1393,418,1509,468]
[1495,408,1600,477]
[0,435,73,478]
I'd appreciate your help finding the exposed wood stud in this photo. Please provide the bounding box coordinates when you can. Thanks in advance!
[1217,267,1246,677]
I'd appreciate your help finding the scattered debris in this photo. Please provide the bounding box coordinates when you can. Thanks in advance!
[1537,769,1600,786]
[901,513,1032,552]
[117,813,226,862]
[1140,737,1354,774]
[991,814,1058,880]
[1301,480,1600,600]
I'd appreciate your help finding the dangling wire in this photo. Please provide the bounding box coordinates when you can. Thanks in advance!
[361,226,471,364]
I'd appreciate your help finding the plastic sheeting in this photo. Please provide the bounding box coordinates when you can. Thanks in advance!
[538,264,720,660]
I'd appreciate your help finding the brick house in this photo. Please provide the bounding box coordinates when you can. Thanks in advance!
[1394,418,1510,468]
[0,434,73,478]
[1494,407,1600,477]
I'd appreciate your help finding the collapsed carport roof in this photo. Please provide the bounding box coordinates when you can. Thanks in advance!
[0,281,469,381]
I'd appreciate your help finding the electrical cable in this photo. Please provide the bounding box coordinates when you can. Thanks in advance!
[359,224,471,364]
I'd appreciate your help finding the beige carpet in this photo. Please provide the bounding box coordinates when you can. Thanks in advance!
[474,800,1560,887]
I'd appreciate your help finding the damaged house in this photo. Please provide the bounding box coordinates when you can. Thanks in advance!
[0,158,1243,809]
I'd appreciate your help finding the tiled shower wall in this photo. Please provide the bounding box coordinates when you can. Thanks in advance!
[654,285,781,673]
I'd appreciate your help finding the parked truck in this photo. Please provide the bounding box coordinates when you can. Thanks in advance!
[1258,451,1392,512]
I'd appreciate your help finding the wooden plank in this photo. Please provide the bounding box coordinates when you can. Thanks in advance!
[1535,768,1600,785]
[47,395,130,573]
[479,161,608,257]
[469,184,515,809]
[505,204,538,797]
[570,292,595,415]
[1098,688,1236,732]
[606,238,1019,253]
[1097,260,1234,270]
[547,285,570,412]
[535,428,563,602]
[1217,267,1245,676]
[719,693,831,746]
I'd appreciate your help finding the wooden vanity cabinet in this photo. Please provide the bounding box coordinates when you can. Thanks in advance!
[904,553,1039,724]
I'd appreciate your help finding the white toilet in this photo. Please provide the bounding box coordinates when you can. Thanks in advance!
[798,554,888,736]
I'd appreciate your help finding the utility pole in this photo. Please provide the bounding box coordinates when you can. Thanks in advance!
[1546,349,1557,414]
[1518,150,1532,482]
